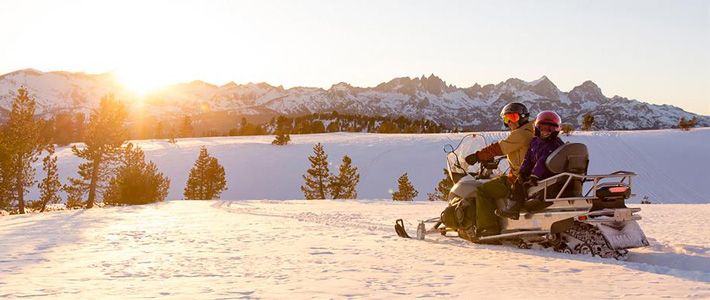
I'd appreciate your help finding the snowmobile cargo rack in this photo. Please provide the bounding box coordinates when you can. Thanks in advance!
[527,171,637,201]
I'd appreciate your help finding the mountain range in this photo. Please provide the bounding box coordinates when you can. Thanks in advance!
[0,68,707,130]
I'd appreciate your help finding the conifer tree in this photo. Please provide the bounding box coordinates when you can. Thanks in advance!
[329,155,359,199]
[0,87,42,214]
[392,173,418,201]
[104,143,170,205]
[180,115,194,138]
[272,128,291,145]
[678,117,696,131]
[66,95,128,208]
[63,183,85,209]
[560,123,574,136]
[301,143,330,199]
[582,113,595,131]
[426,169,452,201]
[36,145,62,212]
[183,146,227,200]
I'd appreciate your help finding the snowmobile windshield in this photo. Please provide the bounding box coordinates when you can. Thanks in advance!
[446,134,487,179]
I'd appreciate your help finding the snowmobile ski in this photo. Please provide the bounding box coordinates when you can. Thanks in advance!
[394,218,445,240]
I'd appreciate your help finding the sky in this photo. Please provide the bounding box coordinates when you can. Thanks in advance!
[0,0,708,115]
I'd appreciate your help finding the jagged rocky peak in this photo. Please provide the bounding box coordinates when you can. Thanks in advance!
[374,76,412,92]
[420,73,448,95]
[569,80,606,102]
[528,75,560,100]
[330,82,353,91]
[373,74,448,95]
[501,78,526,89]
[221,81,239,89]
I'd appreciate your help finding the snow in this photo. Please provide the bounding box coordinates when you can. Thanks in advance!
[4,129,710,298]
[0,200,707,298]
[30,128,710,204]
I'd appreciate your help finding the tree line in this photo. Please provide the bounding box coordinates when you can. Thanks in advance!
[0,88,434,215]
[0,88,229,214]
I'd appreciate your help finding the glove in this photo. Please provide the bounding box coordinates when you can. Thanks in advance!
[464,152,480,165]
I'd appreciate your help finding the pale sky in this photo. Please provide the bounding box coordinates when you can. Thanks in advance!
[1,0,708,114]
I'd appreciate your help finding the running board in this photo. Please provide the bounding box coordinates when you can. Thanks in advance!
[477,230,550,241]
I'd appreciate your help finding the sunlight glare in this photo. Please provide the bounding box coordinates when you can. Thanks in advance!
[115,69,172,97]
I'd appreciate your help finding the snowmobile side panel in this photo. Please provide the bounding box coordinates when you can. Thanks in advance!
[448,176,485,200]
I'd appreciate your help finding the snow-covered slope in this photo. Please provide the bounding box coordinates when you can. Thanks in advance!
[0,200,707,298]
[1,69,708,130]
[31,128,710,204]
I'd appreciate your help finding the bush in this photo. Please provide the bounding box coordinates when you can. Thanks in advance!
[560,123,574,136]
[103,144,170,205]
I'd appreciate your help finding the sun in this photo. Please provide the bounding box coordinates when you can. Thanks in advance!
[115,69,172,97]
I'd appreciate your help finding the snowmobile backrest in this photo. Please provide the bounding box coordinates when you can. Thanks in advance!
[545,142,589,175]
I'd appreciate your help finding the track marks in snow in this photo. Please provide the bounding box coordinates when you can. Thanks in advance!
[1,201,708,298]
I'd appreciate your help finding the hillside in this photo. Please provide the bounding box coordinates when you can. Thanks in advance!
[30,128,710,204]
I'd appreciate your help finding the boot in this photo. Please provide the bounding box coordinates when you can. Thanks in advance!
[495,198,522,220]
[477,227,500,237]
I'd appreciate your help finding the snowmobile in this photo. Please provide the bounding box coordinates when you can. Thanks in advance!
[395,134,649,260]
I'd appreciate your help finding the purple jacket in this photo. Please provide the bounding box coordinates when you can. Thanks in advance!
[519,136,564,180]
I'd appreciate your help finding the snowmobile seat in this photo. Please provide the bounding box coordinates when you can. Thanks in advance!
[526,143,589,201]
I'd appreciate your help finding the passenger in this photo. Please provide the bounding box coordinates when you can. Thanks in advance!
[496,111,565,220]
[463,102,534,238]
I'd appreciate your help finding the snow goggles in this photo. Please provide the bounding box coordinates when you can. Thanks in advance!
[537,121,559,128]
[502,113,520,124]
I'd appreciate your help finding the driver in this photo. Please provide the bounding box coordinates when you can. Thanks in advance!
[464,102,534,238]
[496,111,565,219]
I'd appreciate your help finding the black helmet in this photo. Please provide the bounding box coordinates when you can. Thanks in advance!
[500,102,530,119]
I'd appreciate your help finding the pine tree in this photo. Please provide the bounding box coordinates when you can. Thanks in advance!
[66,95,128,208]
[180,115,194,138]
[183,146,227,200]
[392,173,418,201]
[301,143,330,199]
[272,128,291,145]
[560,123,574,136]
[36,145,62,212]
[73,112,86,142]
[0,87,42,214]
[678,117,696,131]
[582,113,595,131]
[103,143,171,205]
[426,169,452,201]
[329,155,359,199]
[63,183,85,209]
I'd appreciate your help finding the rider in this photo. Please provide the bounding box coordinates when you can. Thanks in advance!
[496,111,565,220]
[464,102,534,237]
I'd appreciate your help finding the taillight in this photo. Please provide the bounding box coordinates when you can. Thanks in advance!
[609,186,628,193]
[577,215,588,221]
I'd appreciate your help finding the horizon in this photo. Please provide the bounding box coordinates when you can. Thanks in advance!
[1,0,708,115]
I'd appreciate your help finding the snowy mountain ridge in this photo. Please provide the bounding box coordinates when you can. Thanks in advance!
[1,69,708,130]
